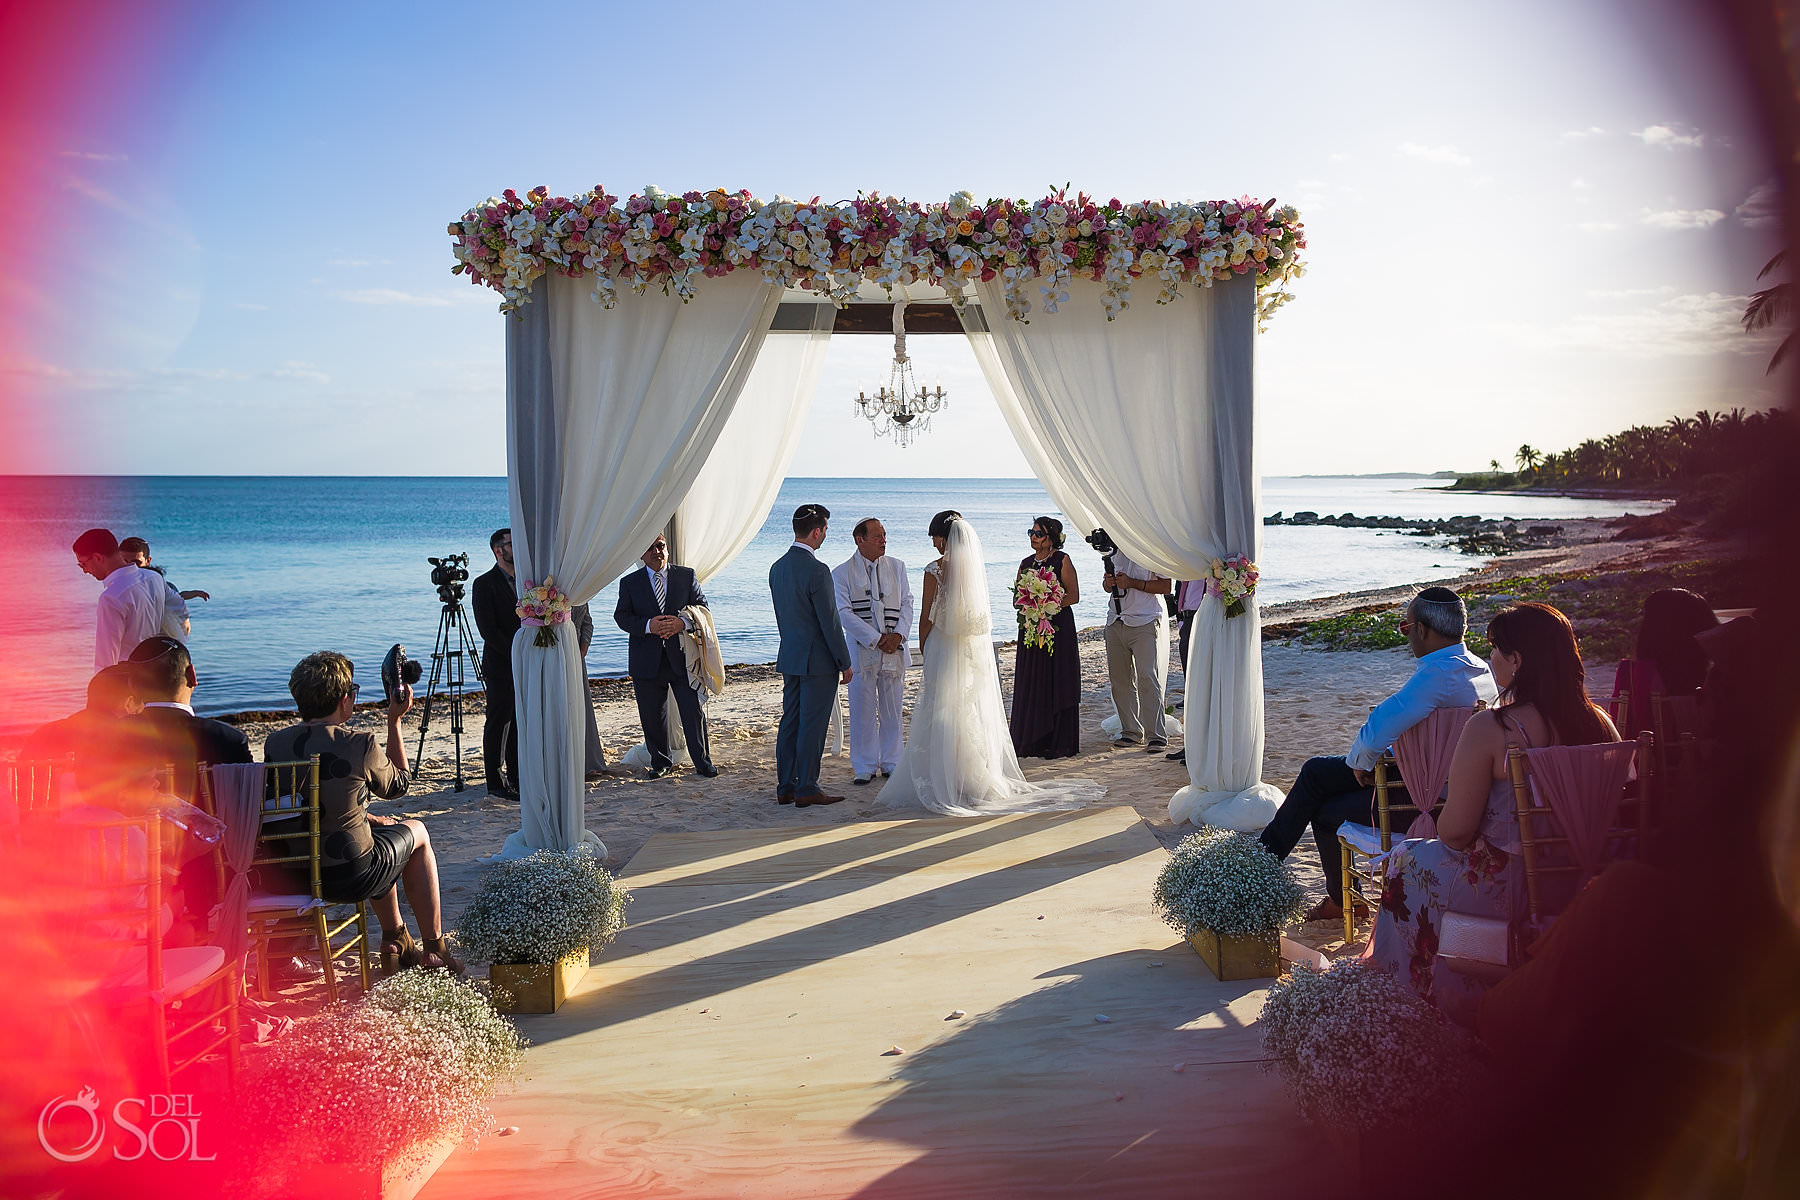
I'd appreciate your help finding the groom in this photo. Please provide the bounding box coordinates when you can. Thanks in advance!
[770,503,853,807]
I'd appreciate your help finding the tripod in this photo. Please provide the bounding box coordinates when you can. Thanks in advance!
[416,596,486,792]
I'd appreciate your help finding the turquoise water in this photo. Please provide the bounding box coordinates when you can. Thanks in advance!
[1,475,1662,727]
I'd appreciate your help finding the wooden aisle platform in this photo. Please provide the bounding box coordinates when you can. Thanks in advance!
[421,806,1321,1200]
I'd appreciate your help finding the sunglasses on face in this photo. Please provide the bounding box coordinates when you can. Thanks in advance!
[1028,529,1047,538]
[1399,619,1414,634]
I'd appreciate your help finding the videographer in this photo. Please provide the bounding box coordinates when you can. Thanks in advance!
[1095,531,1172,750]
[472,528,520,801]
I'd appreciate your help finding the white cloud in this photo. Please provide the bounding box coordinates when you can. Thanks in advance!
[1634,123,1705,149]
[233,302,269,312]
[58,150,128,161]
[1735,179,1781,230]
[1398,142,1471,167]
[1571,178,1590,191]
[267,361,331,385]
[1494,292,1765,357]
[1560,127,1607,141]
[1585,286,1677,299]
[337,288,454,307]
[1327,152,1351,163]
[1577,221,1621,232]
[1640,207,1726,230]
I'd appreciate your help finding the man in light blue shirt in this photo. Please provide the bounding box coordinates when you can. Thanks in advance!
[1258,586,1498,922]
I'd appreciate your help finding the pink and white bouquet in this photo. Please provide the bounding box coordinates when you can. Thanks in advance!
[517,576,573,648]
[1014,565,1068,653]
[1203,554,1259,619]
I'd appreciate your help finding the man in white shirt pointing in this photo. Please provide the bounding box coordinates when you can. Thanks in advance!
[73,527,166,670]
[833,518,913,785]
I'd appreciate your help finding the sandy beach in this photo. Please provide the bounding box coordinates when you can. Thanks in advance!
[219,513,1724,940]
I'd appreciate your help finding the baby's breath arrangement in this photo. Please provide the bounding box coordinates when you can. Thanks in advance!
[456,848,631,966]
[1152,828,1305,939]
[1259,959,1486,1129]
[238,970,526,1185]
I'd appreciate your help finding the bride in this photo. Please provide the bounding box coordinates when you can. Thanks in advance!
[880,512,1104,816]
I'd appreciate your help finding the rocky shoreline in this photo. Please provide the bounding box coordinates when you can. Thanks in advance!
[1263,509,1576,556]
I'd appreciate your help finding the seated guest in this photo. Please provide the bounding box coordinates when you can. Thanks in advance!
[122,636,253,935]
[1613,587,1718,737]
[124,637,252,803]
[22,663,142,760]
[1257,587,1497,922]
[264,651,461,975]
[1367,602,1620,1025]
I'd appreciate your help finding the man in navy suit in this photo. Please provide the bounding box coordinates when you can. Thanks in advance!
[614,534,717,779]
[769,504,853,807]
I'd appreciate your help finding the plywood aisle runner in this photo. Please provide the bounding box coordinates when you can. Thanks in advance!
[422,807,1320,1199]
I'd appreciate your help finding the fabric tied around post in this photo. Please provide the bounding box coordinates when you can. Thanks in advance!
[207,762,264,971]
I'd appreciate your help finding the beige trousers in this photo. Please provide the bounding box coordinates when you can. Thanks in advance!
[1104,616,1169,742]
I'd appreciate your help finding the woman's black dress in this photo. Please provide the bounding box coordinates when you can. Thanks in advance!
[1009,550,1081,758]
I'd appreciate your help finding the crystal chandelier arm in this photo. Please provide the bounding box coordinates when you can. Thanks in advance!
[892,299,907,363]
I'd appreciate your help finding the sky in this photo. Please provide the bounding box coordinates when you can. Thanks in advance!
[0,0,1786,479]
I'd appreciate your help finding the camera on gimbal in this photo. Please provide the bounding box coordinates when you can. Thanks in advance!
[1084,529,1126,599]
[429,553,470,605]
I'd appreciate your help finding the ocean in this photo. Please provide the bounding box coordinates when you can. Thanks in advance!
[2,475,1664,728]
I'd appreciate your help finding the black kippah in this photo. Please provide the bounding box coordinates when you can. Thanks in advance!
[1416,586,1460,604]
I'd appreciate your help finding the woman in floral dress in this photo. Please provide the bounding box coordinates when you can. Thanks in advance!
[1369,602,1619,1025]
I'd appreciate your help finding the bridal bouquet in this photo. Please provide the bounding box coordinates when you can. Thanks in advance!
[1014,565,1067,653]
[1203,554,1259,618]
[516,576,572,647]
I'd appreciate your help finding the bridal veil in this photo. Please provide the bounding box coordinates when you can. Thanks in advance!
[880,517,1104,816]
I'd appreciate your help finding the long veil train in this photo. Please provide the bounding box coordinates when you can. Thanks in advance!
[879,517,1104,816]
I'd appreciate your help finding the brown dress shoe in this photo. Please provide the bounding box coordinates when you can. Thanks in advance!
[796,792,844,808]
[777,791,796,804]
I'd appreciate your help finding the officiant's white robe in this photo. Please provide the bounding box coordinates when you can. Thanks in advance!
[833,552,913,777]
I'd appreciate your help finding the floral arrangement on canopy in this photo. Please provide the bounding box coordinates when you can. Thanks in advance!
[449,186,1306,324]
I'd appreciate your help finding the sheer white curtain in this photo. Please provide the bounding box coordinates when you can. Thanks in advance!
[622,301,837,769]
[959,276,1280,831]
[502,271,783,856]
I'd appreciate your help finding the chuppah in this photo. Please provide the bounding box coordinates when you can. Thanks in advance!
[444,185,1307,857]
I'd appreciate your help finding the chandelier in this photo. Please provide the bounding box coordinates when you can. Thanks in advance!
[853,300,947,448]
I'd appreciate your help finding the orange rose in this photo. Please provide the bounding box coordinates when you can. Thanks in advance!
[957,219,974,236]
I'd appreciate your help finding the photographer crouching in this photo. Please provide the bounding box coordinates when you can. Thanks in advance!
[1090,529,1173,750]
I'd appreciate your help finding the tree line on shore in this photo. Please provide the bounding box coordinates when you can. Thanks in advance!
[1456,406,1794,491]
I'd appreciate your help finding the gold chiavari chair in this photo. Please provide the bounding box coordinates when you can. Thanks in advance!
[204,757,370,1003]
[1506,742,1639,931]
[6,756,73,823]
[1338,704,1484,943]
[73,808,241,1093]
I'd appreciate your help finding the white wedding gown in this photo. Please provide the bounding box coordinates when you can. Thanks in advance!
[879,518,1105,817]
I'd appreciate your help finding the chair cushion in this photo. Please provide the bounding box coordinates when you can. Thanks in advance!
[248,892,325,915]
[104,945,227,995]
[1338,822,1383,856]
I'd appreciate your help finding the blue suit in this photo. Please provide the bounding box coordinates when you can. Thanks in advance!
[769,544,852,796]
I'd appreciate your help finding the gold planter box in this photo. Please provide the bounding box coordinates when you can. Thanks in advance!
[490,948,590,1014]
[1187,927,1280,981]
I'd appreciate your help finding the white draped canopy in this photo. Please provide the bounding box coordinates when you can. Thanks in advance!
[499,272,1277,854]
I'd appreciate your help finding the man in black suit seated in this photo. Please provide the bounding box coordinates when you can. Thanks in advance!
[613,533,716,779]
[124,635,254,943]
[471,527,521,801]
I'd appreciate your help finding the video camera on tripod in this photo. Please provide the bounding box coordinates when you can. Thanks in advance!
[415,550,484,792]
[429,553,470,605]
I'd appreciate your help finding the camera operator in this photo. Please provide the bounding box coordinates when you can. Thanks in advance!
[472,528,520,801]
[1094,531,1172,750]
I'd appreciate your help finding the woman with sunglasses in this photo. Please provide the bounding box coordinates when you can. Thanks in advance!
[1010,517,1083,759]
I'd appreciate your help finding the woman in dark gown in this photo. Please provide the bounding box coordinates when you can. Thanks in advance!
[1010,516,1082,758]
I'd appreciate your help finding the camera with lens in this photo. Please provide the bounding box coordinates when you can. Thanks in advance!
[1084,529,1125,598]
[429,553,470,605]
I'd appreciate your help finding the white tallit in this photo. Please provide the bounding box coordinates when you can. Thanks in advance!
[835,552,910,677]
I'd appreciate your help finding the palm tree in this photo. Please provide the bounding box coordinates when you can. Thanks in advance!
[1743,251,1795,373]
[1515,444,1541,474]
[1489,458,1501,473]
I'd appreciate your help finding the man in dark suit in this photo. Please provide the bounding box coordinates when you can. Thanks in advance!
[123,635,254,938]
[769,504,852,807]
[471,527,521,801]
[613,533,716,779]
